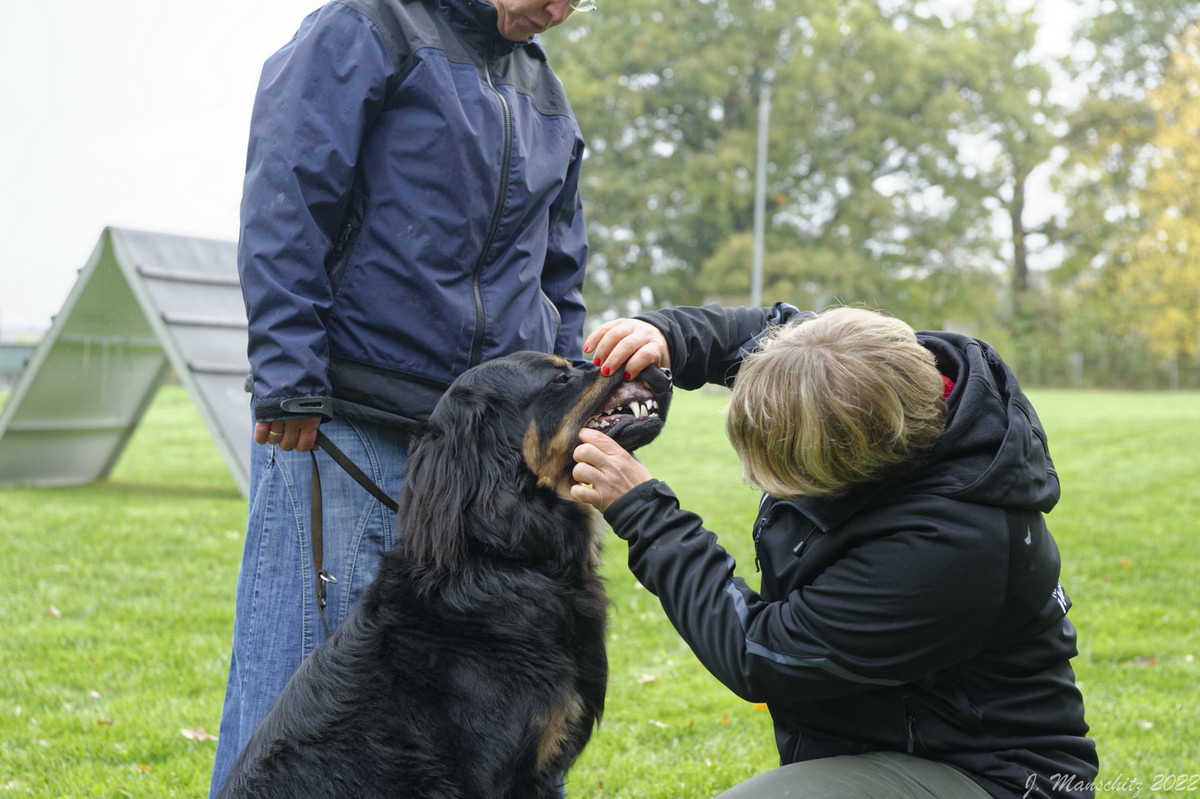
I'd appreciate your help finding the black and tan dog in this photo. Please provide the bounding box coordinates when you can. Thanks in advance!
[218,351,672,799]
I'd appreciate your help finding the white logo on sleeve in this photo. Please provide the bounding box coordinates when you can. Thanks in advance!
[1052,584,1068,614]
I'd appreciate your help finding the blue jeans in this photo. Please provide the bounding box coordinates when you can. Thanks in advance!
[208,414,410,797]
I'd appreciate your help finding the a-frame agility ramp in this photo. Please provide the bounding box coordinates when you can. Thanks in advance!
[0,227,252,496]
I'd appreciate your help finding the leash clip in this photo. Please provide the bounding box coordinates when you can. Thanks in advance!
[318,570,338,585]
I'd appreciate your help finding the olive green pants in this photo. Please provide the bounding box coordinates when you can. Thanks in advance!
[715,752,993,798]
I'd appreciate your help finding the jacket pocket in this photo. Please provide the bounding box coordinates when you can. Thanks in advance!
[327,190,368,297]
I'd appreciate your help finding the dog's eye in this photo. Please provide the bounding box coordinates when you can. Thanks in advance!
[551,373,571,385]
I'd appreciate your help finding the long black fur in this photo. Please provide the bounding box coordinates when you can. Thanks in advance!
[218,352,671,798]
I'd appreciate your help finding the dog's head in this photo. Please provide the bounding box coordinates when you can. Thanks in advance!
[398,352,673,572]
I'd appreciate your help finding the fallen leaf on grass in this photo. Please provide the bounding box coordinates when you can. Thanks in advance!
[637,673,659,684]
[1118,556,1134,569]
[137,765,152,774]
[46,605,63,618]
[181,727,218,741]
[96,718,114,727]
[647,720,668,729]
[1137,719,1154,730]
[720,713,730,726]
[752,703,769,711]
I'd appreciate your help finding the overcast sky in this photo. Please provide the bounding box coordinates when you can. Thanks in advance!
[0,0,1083,338]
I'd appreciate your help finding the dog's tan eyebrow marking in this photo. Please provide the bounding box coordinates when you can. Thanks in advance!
[546,354,571,369]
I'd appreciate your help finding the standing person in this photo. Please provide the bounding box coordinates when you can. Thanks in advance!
[572,304,1099,798]
[211,0,594,793]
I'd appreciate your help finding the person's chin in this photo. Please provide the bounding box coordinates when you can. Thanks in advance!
[499,17,544,40]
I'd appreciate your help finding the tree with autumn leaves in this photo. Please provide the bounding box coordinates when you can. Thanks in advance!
[1122,25,1200,384]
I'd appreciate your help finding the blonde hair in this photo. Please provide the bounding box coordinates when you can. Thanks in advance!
[725,307,947,499]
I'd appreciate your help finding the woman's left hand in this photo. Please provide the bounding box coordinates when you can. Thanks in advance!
[571,428,653,511]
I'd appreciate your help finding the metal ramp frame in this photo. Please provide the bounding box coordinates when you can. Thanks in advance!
[0,227,252,496]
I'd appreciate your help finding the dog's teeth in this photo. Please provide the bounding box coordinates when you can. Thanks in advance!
[631,402,643,419]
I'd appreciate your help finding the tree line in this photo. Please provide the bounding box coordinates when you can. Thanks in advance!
[553,0,1200,389]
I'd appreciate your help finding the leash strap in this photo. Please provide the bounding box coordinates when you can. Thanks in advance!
[307,430,400,638]
[309,451,335,638]
[314,431,400,512]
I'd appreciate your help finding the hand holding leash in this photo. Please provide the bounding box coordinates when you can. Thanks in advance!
[254,416,322,452]
[571,427,653,511]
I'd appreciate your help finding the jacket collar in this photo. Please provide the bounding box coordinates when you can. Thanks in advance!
[765,480,894,533]
[434,0,548,59]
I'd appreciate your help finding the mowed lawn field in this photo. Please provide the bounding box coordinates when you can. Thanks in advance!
[0,386,1197,797]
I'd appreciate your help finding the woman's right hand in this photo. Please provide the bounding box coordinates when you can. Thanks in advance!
[583,318,670,380]
[254,416,322,452]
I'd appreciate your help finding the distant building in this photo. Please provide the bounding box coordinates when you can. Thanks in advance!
[0,344,36,390]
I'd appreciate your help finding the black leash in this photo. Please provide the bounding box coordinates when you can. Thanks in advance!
[307,430,400,636]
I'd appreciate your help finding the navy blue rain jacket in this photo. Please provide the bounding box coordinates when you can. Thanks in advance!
[239,0,588,428]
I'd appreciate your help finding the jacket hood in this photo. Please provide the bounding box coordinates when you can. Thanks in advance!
[910,332,1059,512]
[786,332,1059,530]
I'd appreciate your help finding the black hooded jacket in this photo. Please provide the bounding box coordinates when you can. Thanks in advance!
[604,304,1099,799]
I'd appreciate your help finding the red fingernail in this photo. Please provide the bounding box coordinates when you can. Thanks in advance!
[624,372,632,381]
[583,344,592,353]
[602,366,611,376]
[594,358,602,367]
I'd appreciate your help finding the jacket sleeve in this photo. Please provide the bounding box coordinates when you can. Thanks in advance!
[239,3,395,421]
[541,136,589,364]
[633,303,811,390]
[604,481,1007,704]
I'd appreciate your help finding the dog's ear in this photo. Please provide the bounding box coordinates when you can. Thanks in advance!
[398,381,525,572]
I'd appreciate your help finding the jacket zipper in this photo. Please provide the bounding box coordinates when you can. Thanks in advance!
[469,53,513,368]
[752,495,771,572]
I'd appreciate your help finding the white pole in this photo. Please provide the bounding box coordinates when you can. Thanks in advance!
[751,70,774,308]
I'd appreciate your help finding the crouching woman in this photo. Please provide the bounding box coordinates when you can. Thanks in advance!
[572,304,1098,799]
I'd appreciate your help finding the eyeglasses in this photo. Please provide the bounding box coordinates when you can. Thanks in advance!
[570,0,596,11]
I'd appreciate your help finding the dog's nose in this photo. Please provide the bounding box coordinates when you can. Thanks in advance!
[661,369,672,383]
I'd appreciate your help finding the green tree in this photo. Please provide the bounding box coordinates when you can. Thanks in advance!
[554,1,1020,328]
[953,0,1064,381]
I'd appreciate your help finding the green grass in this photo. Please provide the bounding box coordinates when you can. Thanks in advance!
[0,387,1197,797]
